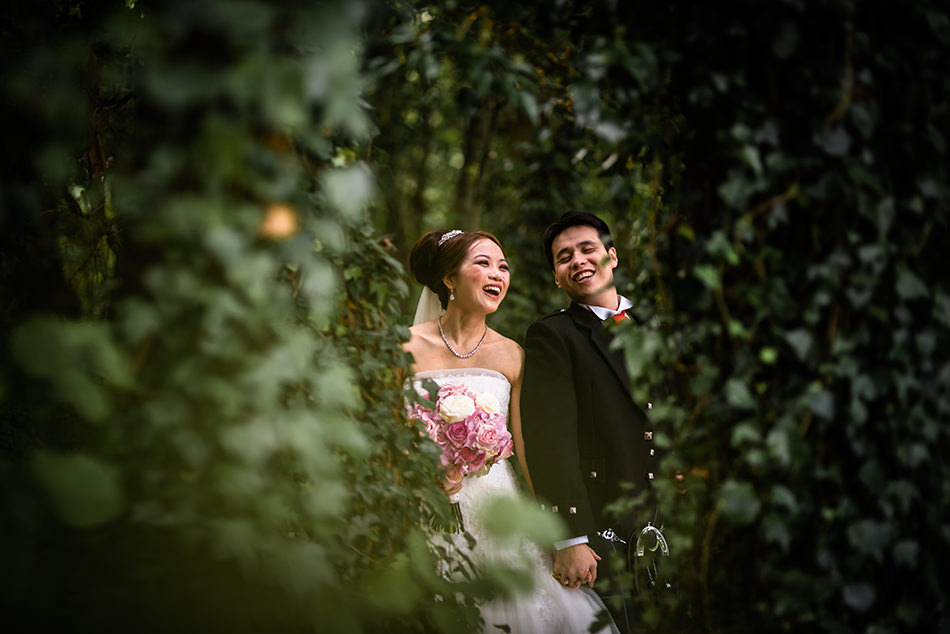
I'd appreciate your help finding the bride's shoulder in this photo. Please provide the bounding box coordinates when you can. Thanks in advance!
[408,318,440,336]
[487,330,524,381]
[402,321,450,374]
[403,320,439,350]
[486,328,522,352]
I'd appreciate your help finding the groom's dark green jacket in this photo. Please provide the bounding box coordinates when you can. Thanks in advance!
[521,301,658,543]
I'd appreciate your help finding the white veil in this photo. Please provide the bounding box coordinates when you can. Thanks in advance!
[412,286,444,326]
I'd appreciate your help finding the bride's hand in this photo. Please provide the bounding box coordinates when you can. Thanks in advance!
[553,544,600,589]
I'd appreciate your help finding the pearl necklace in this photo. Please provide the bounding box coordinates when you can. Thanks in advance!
[438,316,487,359]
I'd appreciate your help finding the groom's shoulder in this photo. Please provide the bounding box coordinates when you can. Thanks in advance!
[529,307,573,329]
[535,305,569,319]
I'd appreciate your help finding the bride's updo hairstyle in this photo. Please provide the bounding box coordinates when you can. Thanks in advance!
[409,229,504,309]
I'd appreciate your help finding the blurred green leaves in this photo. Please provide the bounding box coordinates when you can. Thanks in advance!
[0,1,495,631]
[479,495,564,547]
[717,480,761,525]
[594,2,950,633]
[31,451,124,527]
[322,163,375,221]
[11,318,130,423]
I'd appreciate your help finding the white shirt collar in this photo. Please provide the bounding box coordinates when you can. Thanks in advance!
[583,295,633,322]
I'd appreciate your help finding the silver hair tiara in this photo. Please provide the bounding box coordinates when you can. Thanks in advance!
[437,229,464,247]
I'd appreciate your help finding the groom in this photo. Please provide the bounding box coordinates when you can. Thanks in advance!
[521,211,659,633]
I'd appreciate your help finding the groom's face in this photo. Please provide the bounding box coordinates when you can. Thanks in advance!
[550,225,618,306]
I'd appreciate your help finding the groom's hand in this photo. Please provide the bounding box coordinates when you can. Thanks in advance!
[553,544,600,589]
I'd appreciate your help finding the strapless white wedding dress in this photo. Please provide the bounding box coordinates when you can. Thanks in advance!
[413,368,619,634]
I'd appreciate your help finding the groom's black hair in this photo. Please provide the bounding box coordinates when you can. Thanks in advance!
[542,211,614,269]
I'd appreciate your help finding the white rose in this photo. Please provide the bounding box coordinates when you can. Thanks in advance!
[475,392,501,415]
[438,394,476,423]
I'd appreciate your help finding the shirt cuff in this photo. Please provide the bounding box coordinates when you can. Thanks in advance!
[554,535,589,550]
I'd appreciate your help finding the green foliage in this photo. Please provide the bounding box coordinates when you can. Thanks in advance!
[600,2,950,632]
[363,1,663,333]
[0,1,541,632]
[30,450,124,528]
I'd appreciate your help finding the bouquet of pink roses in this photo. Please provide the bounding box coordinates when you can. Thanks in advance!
[407,380,513,498]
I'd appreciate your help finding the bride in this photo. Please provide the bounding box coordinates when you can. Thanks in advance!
[402,228,619,634]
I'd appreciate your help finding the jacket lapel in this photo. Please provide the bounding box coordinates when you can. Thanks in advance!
[567,303,634,403]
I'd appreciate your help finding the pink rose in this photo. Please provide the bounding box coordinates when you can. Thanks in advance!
[439,448,454,467]
[458,446,479,464]
[443,464,464,495]
[437,383,469,404]
[468,450,487,472]
[480,411,505,432]
[439,382,463,394]
[473,423,502,453]
[410,405,440,440]
[496,435,514,461]
[445,420,470,447]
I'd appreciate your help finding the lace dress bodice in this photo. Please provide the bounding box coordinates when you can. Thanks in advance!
[413,368,512,412]
[412,368,516,519]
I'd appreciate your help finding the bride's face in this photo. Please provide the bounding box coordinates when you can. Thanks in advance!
[444,239,510,314]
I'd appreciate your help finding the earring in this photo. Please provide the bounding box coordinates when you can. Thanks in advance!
[449,288,455,301]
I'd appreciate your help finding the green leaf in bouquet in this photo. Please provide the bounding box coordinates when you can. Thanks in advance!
[406,377,440,411]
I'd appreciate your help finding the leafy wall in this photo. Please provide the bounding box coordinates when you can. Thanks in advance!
[0,2,527,632]
[2,1,948,633]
